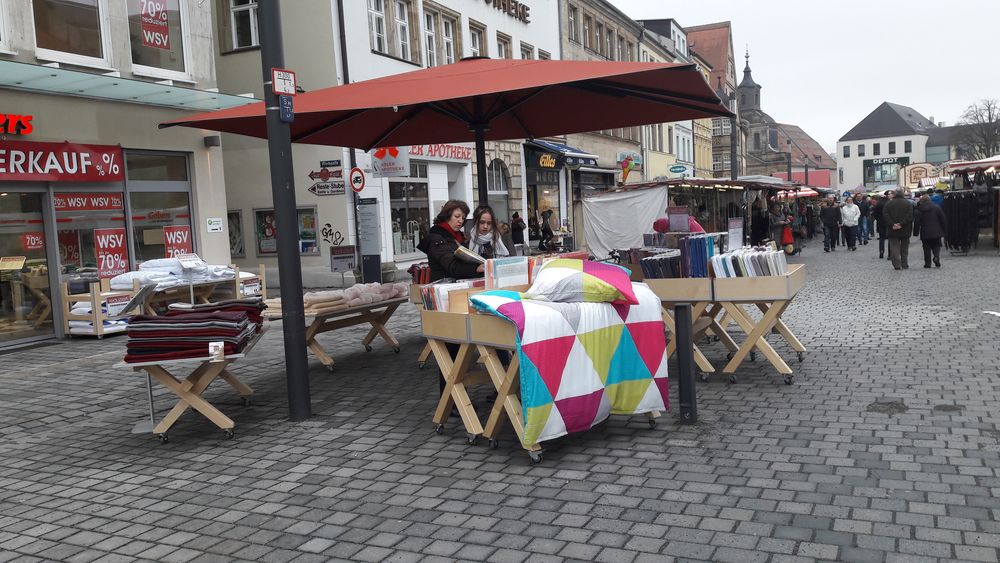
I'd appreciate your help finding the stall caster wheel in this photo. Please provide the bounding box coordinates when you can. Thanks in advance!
[489,438,500,449]
[729,374,738,384]
[726,352,734,361]
[528,451,544,464]
[326,364,336,373]
[783,376,794,385]
[699,372,710,383]
[797,352,804,363]
[241,397,252,407]
[157,434,169,444]
[393,347,400,354]
[223,429,235,440]
[365,344,373,352]
[648,418,657,429]
[417,362,427,370]
[750,352,757,362]
[434,424,444,435]
[713,335,721,342]
[466,433,477,446]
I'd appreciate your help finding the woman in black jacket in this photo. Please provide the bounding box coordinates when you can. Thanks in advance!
[416,200,484,282]
[912,195,947,268]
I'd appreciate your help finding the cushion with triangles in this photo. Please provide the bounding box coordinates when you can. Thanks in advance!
[527,259,637,305]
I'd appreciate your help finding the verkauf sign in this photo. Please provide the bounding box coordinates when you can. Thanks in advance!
[0,141,124,182]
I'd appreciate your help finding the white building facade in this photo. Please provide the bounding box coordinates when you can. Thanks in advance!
[836,134,927,191]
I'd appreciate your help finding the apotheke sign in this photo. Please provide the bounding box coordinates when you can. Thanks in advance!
[485,0,530,23]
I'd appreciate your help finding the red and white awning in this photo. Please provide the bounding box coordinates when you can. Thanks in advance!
[776,188,819,199]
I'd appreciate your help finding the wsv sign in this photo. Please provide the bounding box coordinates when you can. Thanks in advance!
[140,0,171,51]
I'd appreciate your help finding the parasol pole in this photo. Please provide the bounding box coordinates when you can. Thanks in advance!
[474,126,489,206]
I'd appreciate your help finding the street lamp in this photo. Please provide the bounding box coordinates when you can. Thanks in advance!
[728,92,738,181]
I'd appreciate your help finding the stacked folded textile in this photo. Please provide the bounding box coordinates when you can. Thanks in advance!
[261,282,409,319]
[109,257,254,291]
[166,297,267,329]
[125,311,255,363]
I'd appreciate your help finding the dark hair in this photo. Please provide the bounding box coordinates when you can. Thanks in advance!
[512,212,519,219]
[435,200,470,224]
[470,205,499,239]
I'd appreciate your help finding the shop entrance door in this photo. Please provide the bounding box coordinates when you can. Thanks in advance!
[0,193,54,342]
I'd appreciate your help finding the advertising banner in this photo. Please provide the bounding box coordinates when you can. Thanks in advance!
[163,225,192,257]
[21,231,44,251]
[95,227,129,279]
[0,142,124,182]
[52,193,124,211]
[58,230,81,266]
[139,0,171,50]
[369,146,410,178]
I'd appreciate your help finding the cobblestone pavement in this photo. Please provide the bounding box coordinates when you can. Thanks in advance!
[2,238,1000,562]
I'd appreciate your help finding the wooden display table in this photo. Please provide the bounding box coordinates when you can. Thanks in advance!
[644,278,736,375]
[712,263,807,384]
[14,271,51,327]
[120,329,265,443]
[410,284,434,370]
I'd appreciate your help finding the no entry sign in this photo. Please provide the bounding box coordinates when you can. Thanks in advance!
[349,167,366,193]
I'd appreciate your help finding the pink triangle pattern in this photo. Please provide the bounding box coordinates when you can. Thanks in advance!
[554,388,605,433]
[520,335,577,399]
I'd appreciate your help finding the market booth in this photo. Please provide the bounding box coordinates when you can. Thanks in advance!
[946,155,1000,250]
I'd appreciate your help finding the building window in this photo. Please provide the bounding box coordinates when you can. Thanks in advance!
[497,33,511,59]
[441,16,456,64]
[713,154,731,172]
[368,0,387,53]
[606,29,615,60]
[228,210,245,258]
[753,132,761,151]
[394,0,411,61]
[128,0,188,78]
[520,42,533,60]
[858,144,865,157]
[904,140,912,153]
[568,5,578,43]
[255,207,319,256]
[583,15,592,49]
[712,118,731,136]
[626,42,634,61]
[617,36,625,61]
[888,141,896,154]
[873,143,880,156]
[538,49,550,60]
[424,11,437,67]
[389,163,429,256]
[595,23,604,55]
[469,21,484,57]
[487,159,511,224]
[843,145,850,158]
[33,0,110,66]
[230,0,259,49]
[838,168,844,184]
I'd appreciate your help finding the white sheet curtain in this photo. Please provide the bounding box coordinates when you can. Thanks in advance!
[582,187,668,261]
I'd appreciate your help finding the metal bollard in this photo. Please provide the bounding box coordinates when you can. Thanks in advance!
[674,303,697,424]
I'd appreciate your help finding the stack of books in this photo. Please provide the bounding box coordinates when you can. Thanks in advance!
[419,279,485,311]
[640,250,683,279]
[711,247,788,278]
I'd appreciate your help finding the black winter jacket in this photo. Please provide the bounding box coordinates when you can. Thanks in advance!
[913,199,947,241]
[819,205,841,227]
[883,198,914,239]
[416,225,482,282]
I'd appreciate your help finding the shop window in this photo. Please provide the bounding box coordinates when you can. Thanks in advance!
[0,193,53,341]
[254,207,318,256]
[857,144,865,157]
[227,210,245,258]
[497,32,511,60]
[469,21,484,57]
[843,145,850,158]
[568,5,578,43]
[865,162,899,184]
[33,0,110,67]
[130,192,193,263]
[905,140,912,153]
[389,167,429,255]
[54,192,129,280]
[128,0,188,78]
[125,153,188,181]
[873,143,880,156]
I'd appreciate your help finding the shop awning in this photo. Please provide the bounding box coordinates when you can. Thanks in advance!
[577,166,616,175]
[0,60,258,111]
[526,139,598,166]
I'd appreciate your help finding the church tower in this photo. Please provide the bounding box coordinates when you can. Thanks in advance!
[737,48,761,112]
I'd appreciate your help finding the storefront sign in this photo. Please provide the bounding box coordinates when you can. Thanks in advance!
[330,245,357,273]
[865,157,909,166]
[485,0,530,23]
[409,143,473,162]
[369,146,409,178]
[21,232,44,251]
[139,0,171,50]
[0,142,124,182]
[53,193,124,211]
[163,225,193,257]
[0,114,33,135]
[538,153,557,168]
[0,256,26,271]
[308,182,345,196]
[59,230,81,266]
[94,227,128,279]
[206,217,224,233]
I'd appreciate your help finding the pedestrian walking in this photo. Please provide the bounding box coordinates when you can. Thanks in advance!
[769,203,789,246]
[873,192,890,259]
[510,212,526,245]
[858,195,872,244]
[841,197,861,251]
[883,188,914,270]
[912,194,946,268]
[820,199,841,252]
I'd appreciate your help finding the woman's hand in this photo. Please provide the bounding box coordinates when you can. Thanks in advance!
[476,264,485,273]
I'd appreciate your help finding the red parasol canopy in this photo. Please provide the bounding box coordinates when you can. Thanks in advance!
[162,58,730,203]
[776,188,819,199]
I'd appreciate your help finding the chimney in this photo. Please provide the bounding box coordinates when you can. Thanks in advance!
[939,121,945,127]
[928,116,934,124]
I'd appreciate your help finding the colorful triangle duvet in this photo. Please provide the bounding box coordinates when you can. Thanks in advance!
[470,283,669,446]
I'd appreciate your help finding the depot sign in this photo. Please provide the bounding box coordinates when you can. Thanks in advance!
[0,141,124,182]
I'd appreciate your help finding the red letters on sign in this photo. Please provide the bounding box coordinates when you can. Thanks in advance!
[0,115,33,135]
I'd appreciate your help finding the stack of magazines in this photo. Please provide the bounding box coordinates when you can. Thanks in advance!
[711,247,788,278]
[640,250,683,279]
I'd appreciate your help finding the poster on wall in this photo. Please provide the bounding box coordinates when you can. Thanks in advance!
[21,232,44,251]
[369,146,410,178]
[255,210,278,255]
[94,227,129,279]
[163,225,192,257]
[139,0,171,50]
[298,208,319,255]
[58,230,81,266]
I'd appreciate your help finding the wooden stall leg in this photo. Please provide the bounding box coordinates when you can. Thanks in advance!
[721,302,792,375]
[219,369,254,398]
[663,302,716,373]
[429,340,483,436]
[417,342,433,369]
[362,303,401,350]
[756,302,806,353]
[304,318,335,369]
[146,363,235,434]
[479,345,524,447]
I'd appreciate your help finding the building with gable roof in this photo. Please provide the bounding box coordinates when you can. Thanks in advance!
[836,102,937,190]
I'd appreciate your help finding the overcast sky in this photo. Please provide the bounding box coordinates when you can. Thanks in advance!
[612,0,999,153]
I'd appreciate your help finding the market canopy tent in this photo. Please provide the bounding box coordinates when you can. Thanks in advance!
[947,155,1000,174]
[777,188,819,199]
[161,57,733,203]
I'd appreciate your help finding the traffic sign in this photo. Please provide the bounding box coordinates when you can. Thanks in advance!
[308,182,345,196]
[271,68,296,96]
[349,167,366,193]
[309,168,335,181]
[278,95,294,123]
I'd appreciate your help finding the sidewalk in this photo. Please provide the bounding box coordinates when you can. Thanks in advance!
[2,242,1000,562]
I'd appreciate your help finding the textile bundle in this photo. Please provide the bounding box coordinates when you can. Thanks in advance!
[263,282,409,319]
[470,282,669,446]
[167,297,267,328]
[124,305,261,363]
[109,257,256,291]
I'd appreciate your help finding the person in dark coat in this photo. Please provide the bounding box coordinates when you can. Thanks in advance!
[912,194,947,268]
[510,212,526,245]
[819,199,842,252]
[883,188,914,270]
[858,195,872,244]
[416,200,484,282]
[873,193,889,259]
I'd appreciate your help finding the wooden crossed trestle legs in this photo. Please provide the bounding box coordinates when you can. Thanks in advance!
[718,299,806,381]
[133,358,253,441]
[429,340,488,441]
[305,301,402,370]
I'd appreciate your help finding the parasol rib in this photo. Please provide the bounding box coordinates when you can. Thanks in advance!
[291,108,369,143]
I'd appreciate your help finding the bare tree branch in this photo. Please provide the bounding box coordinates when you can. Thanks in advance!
[957,98,1000,160]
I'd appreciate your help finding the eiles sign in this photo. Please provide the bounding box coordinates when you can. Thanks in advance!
[538,153,557,168]
[486,0,530,24]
